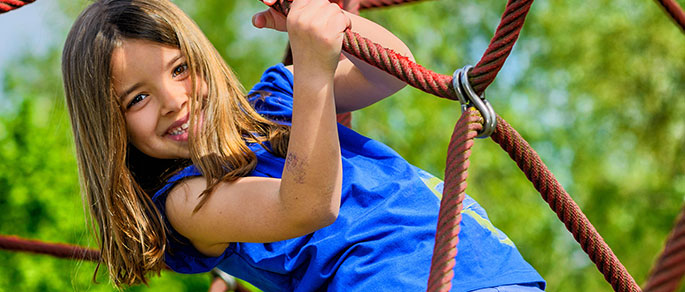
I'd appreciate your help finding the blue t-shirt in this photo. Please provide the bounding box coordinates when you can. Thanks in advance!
[152,64,545,292]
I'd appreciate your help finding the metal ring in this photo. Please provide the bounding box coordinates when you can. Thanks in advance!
[211,268,238,291]
[451,65,497,138]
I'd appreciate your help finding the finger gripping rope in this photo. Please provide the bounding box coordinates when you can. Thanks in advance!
[265,0,643,290]
[0,0,34,13]
[268,0,535,102]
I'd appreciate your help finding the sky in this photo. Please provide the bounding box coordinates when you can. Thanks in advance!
[0,1,63,100]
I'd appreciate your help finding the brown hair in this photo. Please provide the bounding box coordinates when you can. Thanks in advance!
[62,0,288,286]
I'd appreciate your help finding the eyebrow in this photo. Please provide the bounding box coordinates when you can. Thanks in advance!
[119,82,143,103]
[118,53,184,102]
[167,53,183,71]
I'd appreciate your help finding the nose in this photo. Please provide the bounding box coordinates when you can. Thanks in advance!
[159,83,188,116]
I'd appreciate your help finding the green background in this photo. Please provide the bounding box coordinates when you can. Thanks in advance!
[0,0,683,291]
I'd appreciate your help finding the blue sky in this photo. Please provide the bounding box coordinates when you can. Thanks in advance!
[0,1,63,100]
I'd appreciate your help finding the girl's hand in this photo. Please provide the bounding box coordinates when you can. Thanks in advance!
[252,0,287,32]
[286,0,351,75]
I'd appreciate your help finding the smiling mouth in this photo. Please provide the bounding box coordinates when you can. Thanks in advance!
[167,120,189,136]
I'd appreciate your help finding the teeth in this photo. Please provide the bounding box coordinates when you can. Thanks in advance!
[168,121,189,136]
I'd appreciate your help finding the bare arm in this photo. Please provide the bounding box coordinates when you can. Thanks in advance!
[333,11,414,113]
[255,5,415,113]
[166,0,346,256]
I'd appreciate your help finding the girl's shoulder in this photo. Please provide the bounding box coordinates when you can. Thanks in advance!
[152,165,202,203]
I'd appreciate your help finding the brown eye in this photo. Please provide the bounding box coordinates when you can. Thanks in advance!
[172,63,188,78]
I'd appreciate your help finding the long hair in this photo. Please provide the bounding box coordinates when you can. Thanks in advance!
[62,0,289,286]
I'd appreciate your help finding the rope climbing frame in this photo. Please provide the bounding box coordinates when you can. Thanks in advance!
[2,0,685,291]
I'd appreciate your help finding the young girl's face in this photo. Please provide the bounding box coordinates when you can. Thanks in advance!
[111,39,206,159]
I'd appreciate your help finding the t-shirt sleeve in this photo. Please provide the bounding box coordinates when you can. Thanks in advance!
[151,165,233,274]
[247,63,294,126]
[149,64,294,273]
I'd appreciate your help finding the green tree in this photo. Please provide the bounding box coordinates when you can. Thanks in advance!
[1,0,683,291]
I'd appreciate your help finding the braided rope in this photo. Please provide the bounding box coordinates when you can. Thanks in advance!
[0,234,100,262]
[360,0,426,9]
[0,235,255,291]
[342,29,459,99]
[286,0,534,101]
[0,0,34,14]
[654,0,685,32]
[427,108,482,292]
[470,0,533,95]
[643,205,685,292]
[490,117,641,292]
[1,0,668,291]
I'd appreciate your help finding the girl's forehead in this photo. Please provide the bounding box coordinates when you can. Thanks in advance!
[113,39,181,63]
[110,39,183,95]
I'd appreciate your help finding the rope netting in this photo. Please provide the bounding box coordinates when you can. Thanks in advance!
[1,0,685,292]
[0,0,33,13]
[644,206,685,292]
[0,234,99,262]
[655,0,685,32]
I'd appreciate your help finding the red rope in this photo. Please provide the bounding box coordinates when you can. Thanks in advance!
[654,0,685,32]
[271,0,534,101]
[359,0,426,10]
[0,234,100,262]
[2,0,674,290]
[470,0,533,95]
[643,205,685,292]
[0,0,34,14]
[0,234,254,291]
[490,117,641,292]
[427,108,481,292]
[342,29,458,99]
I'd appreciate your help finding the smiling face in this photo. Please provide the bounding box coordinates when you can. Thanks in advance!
[111,38,206,159]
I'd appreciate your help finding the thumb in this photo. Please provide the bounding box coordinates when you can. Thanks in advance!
[252,8,287,31]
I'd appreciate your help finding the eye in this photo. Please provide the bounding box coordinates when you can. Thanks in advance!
[127,93,149,109]
[172,63,188,78]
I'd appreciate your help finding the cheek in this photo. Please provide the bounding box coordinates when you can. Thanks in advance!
[125,111,159,147]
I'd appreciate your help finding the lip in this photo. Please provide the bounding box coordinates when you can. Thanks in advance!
[164,113,190,136]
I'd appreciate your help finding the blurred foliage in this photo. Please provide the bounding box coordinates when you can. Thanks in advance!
[0,0,683,291]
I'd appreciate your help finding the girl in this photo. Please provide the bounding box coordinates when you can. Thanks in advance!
[62,0,546,291]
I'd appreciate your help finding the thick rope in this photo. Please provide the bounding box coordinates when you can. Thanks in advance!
[0,0,666,291]
[0,234,100,262]
[269,0,534,100]
[426,108,482,292]
[360,0,426,9]
[0,234,252,291]
[654,0,685,32]
[342,30,458,99]
[490,116,641,292]
[643,205,685,292]
[0,0,34,14]
[264,1,636,290]
[470,0,533,95]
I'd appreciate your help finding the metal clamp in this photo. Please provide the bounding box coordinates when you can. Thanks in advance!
[452,65,497,138]
[211,268,238,291]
